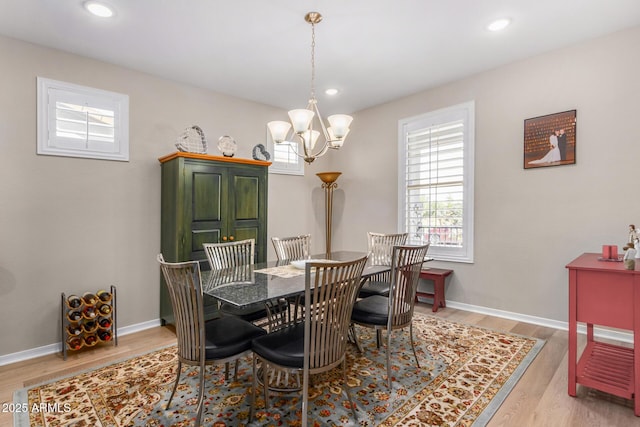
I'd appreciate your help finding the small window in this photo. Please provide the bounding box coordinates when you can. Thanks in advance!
[266,129,305,176]
[37,77,129,161]
[398,101,475,263]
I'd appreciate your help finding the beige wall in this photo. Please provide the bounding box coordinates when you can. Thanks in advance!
[0,35,328,357]
[331,26,640,321]
[2,25,639,358]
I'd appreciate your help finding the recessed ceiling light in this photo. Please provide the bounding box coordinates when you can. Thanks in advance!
[487,18,511,32]
[84,1,114,18]
[325,88,339,96]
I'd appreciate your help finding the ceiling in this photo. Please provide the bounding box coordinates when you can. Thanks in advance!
[2,0,640,114]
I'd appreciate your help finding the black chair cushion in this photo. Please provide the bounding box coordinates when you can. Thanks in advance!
[251,322,305,369]
[221,298,289,322]
[204,315,266,360]
[220,302,268,322]
[351,295,390,326]
[358,280,390,298]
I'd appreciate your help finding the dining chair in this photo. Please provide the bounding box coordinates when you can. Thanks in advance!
[350,244,429,390]
[270,234,312,321]
[157,254,266,427]
[358,232,408,298]
[203,239,270,323]
[249,255,369,426]
[271,234,311,261]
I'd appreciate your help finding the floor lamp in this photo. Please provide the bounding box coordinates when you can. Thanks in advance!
[316,172,341,256]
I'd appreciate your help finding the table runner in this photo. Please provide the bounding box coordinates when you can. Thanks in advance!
[253,264,305,278]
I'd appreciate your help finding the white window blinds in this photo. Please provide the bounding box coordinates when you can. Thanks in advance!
[399,101,474,262]
[37,77,129,161]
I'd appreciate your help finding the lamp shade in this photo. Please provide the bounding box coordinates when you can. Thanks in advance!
[302,129,320,151]
[267,121,292,143]
[327,114,353,139]
[327,129,349,147]
[288,109,315,133]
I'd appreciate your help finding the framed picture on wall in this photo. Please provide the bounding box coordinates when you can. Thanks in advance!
[523,110,576,169]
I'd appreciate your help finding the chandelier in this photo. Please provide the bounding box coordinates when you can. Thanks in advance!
[267,12,353,165]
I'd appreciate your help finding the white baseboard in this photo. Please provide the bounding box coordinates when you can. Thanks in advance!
[0,319,162,367]
[433,299,633,344]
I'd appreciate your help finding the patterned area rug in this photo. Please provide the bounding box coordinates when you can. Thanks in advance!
[14,314,544,426]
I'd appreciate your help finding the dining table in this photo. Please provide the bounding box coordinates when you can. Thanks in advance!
[201,251,386,308]
[201,249,431,392]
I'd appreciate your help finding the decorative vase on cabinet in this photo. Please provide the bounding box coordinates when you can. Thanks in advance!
[158,152,270,326]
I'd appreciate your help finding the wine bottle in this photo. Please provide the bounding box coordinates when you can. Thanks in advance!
[66,295,82,309]
[67,336,83,350]
[83,320,97,333]
[84,334,98,346]
[82,292,97,305]
[97,289,112,302]
[98,330,112,341]
[82,305,97,319]
[98,303,112,315]
[68,310,82,322]
[98,317,111,329]
[67,324,82,336]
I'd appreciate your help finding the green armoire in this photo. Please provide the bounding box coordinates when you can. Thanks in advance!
[158,152,270,325]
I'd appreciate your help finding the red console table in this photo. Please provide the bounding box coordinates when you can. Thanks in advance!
[566,253,640,416]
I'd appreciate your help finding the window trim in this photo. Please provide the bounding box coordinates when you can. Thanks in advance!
[37,77,129,162]
[398,100,475,263]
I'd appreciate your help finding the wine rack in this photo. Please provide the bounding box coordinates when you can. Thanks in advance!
[61,285,117,360]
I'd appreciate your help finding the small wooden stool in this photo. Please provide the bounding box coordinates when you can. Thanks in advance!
[416,268,453,312]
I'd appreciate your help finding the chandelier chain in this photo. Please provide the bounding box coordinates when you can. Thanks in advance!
[310,21,316,102]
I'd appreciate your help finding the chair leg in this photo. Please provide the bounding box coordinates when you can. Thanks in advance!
[166,360,182,408]
[262,359,270,411]
[234,359,239,381]
[342,359,359,421]
[249,356,257,422]
[195,363,206,427]
[302,365,309,427]
[224,362,230,381]
[386,330,392,390]
[350,324,363,353]
[409,322,421,369]
[376,329,383,348]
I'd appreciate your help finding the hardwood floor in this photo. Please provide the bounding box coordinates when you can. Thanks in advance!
[1,305,637,426]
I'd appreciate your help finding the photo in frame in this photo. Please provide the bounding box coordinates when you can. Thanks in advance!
[523,110,576,169]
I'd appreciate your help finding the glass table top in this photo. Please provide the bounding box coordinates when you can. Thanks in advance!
[202,251,387,307]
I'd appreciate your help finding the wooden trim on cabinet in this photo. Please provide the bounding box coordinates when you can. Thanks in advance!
[158,151,272,167]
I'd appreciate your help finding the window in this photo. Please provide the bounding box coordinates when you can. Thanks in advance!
[266,129,305,175]
[37,77,129,161]
[398,101,475,263]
